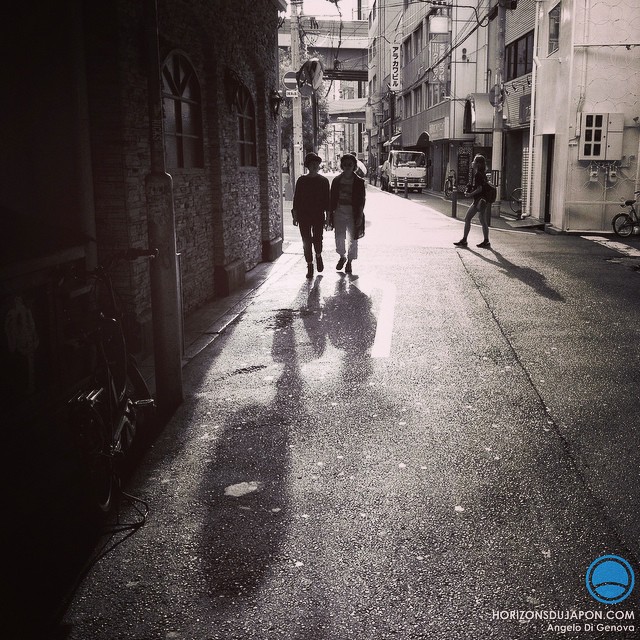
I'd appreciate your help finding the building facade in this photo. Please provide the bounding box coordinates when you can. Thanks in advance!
[367,0,404,169]
[368,0,640,231]
[1,0,286,432]
[529,0,640,231]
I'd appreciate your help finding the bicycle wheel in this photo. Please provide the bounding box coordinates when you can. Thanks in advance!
[612,213,634,237]
[510,187,523,214]
[73,402,113,512]
[125,358,155,450]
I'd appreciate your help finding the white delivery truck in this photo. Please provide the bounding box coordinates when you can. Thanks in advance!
[380,150,427,193]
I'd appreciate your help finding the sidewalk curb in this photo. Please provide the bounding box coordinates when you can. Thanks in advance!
[140,248,302,389]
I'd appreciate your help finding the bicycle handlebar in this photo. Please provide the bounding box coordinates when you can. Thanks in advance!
[123,248,158,260]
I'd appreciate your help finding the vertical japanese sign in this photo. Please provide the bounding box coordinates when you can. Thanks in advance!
[390,37,402,91]
[430,41,448,84]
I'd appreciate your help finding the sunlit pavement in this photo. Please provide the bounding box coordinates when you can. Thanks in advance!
[56,185,640,639]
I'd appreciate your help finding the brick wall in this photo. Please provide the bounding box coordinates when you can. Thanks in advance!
[85,0,283,351]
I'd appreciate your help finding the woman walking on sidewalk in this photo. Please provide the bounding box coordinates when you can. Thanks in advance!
[292,152,331,278]
[330,153,366,274]
[454,154,491,248]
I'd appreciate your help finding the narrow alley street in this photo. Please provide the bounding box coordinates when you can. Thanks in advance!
[54,184,640,639]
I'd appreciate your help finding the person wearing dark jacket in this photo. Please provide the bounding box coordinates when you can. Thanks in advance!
[454,154,491,248]
[292,152,331,278]
[330,153,366,274]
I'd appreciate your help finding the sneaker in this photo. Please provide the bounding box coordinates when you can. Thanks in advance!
[477,240,491,248]
[345,260,352,274]
[336,256,346,270]
[316,255,324,272]
[306,263,314,278]
[453,239,468,246]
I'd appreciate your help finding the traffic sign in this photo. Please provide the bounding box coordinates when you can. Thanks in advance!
[283,71,298,91]
[285,89,298,98]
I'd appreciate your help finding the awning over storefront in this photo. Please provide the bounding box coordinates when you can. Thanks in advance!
[383,133,402,148]
[463,94,494,133]
[416,131,430,147]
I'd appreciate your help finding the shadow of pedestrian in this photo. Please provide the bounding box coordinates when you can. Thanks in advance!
[322,275,376,388]
[468,248,565,302]
[300,275,327,359]
[197,306,304,607]
[196,275,377,626]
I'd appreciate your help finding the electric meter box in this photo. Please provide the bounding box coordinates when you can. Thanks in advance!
[578,113,624,161]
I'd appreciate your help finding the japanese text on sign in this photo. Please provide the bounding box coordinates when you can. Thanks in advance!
[390,41,401,91]
[430,41,448,83]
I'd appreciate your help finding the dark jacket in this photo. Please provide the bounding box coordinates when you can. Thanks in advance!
[292,174,330,220]
[467,170,488,205]
[330,173,366,217]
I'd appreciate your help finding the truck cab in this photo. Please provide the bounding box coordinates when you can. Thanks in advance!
[381,150,427,193]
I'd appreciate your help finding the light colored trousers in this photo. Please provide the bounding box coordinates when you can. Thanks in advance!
[333,206,358,260]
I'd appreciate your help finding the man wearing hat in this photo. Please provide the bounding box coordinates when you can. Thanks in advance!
[292,152,331,278]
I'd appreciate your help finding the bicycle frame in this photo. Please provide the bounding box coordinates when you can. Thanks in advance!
[444,170,461,197]
[67,249,156,512]
[612,191,640,238]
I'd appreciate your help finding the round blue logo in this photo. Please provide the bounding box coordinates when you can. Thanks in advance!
[586,555,635,604]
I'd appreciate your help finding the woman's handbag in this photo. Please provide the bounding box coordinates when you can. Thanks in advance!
[355,212,365,239]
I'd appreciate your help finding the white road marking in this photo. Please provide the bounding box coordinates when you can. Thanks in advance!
[582,236,640,258]
[352,278,397,358]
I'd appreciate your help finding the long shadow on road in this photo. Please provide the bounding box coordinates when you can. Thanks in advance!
[464,247,566,302]
[197,274,377,636]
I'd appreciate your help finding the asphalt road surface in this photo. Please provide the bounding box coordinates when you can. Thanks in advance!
[51,183,640,639]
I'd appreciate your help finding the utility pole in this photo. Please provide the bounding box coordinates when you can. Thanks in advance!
[388,89,395,148]
[290,1,304,184]
[312,92,319,152]
[491,0,507,207]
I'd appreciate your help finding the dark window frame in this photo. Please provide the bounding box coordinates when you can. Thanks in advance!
[162,51,204,169]
[505,31,534,81]
[548,3,561,55]
[236,85,257,167]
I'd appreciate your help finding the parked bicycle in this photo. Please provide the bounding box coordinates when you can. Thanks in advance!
[444,170,461,198]
[510,187,523,215]
[65,249,157,513]
[612,191,640,237]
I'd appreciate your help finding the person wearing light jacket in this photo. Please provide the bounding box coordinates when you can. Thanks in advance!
[329,153,366,274]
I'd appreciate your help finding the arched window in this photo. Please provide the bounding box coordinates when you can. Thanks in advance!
[162,52,203,169]
[236,86,257,167]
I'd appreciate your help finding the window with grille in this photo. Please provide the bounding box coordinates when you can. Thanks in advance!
[581,114,604,159]
[236,86,257,167]
[579,113,624,161]
[162,52,203,169]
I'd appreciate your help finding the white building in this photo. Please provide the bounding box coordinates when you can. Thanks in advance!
[529,0,640,231]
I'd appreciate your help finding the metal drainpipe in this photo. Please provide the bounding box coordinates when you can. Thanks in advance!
[528,0,544,221]
[144,0,183,416]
